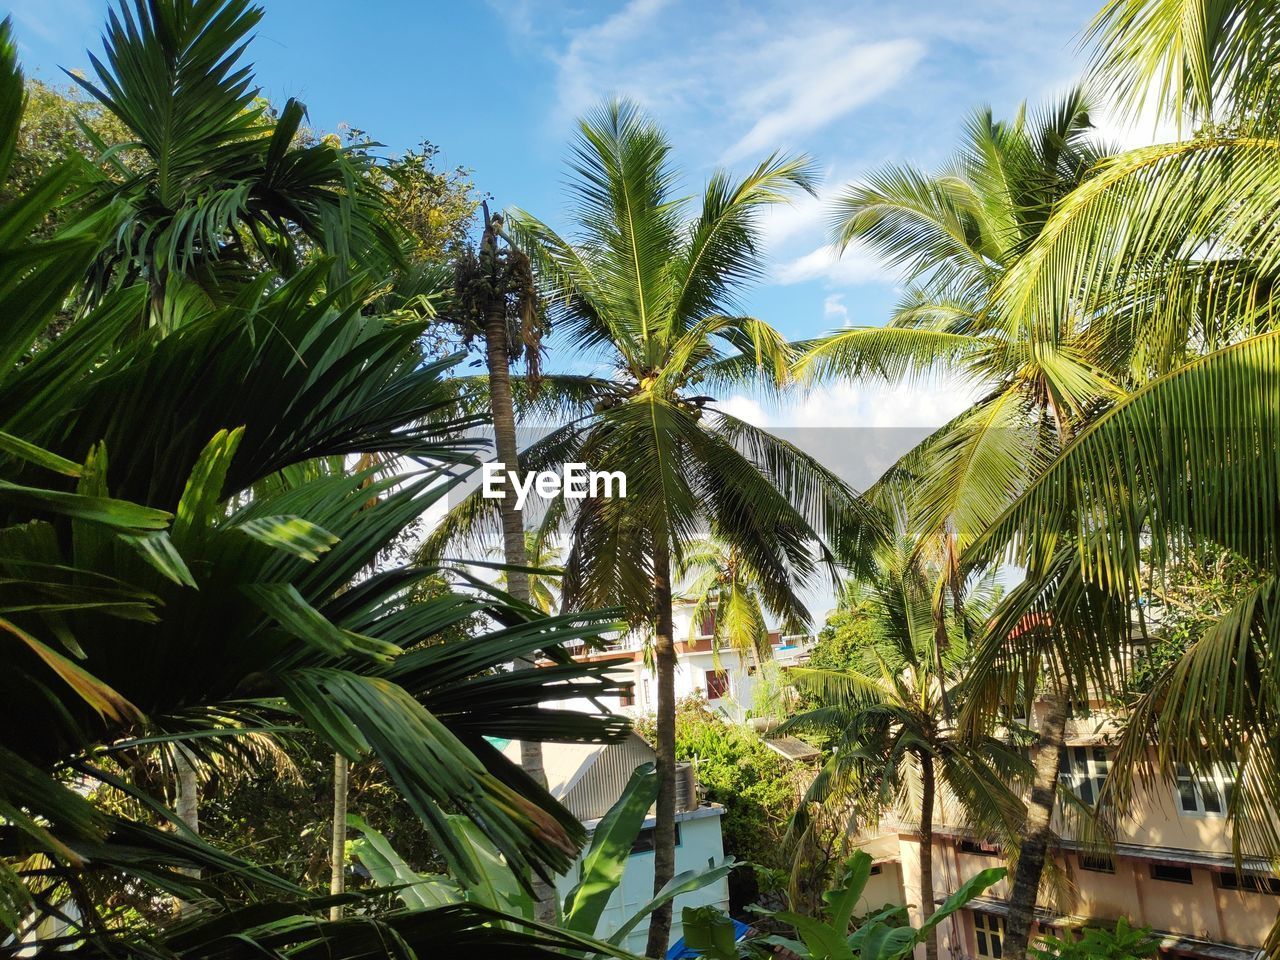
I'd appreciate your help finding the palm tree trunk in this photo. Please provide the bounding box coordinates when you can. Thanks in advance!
[644,544,678,958]
[480,213,555,920]
[1002,692,1067,960]
[329,753,349,921]
[173,746,199,917]
[919,750,939,960]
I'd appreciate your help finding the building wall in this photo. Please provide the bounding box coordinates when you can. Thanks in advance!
[552,806,731,954]
[896,835,1278,959]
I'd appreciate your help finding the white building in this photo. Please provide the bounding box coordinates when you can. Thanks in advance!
[502,733,730,953]
[562,602,815,722]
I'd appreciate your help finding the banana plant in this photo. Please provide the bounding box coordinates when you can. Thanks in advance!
[350,762,736,954]
[682,850,1004,960]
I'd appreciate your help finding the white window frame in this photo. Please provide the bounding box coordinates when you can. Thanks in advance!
[1174,763,1235,819]
[1058,746,1110,807]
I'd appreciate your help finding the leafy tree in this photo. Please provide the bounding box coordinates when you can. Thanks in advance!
[808,593,889,677]
[0,79,133,229]
[0,12,631,958]
[431,98,869,955]
[782,526,1027,960]
[637,698,803,911]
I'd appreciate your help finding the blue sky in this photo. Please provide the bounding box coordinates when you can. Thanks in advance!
[10,0,1145,431]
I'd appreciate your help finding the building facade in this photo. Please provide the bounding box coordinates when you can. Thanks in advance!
[565,601,814,722]
[502,733,731,953]
[854,696,1276,960]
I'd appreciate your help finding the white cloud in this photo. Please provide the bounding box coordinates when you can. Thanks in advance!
[775,241,893,287]
[549,6,923,169]
[722,377,977,431]
[553,0,678,123]
[723,34,925,161]
[822,294,850,325]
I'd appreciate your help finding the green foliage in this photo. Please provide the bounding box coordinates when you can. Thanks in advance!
[0,79,134,233]
[681,851,1005,960]
[348,771,734,952]
[637,698,802,909]
[807,605,887,677]
[1031,917,1160,960]
[564,763,659,933]
[0,6,635,958]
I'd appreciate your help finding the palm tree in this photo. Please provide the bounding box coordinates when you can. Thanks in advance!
[449,203,560,917]
[69,0,390,325]
[799,88,1116,559]
[0,17,634,957]
[431,99,870,956]
[495,531,564,614]
[952,2,1280,955]
[795,91,1123,951]
[782,523,1027,960]
[677,535,801,673]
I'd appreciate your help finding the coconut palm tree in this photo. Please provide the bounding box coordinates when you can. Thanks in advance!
[794,93,1120,946]
[782,522,1027,960]
[952,2,1280,955]
[429,99,872,956]
[677,535,801,672]
[493,531,564,614]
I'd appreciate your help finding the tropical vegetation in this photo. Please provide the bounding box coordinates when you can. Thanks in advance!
[6,0,1280,958]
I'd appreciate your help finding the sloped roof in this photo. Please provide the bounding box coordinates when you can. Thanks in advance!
[764,735,821,762]
[500,732,656,804]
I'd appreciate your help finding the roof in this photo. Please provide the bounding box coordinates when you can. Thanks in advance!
[501,733,658,821]
[764,736,821,762]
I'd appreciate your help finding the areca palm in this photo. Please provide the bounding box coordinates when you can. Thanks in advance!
[69,0,391,325]
[782,528,1027,960]
[429,99,871,956]
[0,24,632,956]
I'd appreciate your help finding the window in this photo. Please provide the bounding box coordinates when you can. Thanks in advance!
[1078,853,1115,874]
[1058,746,1110,806]
[698,611,715,638]
[630,823,681,854]
[1150,863,1194,885]
[1175,763,1235,818]
[973,911,1005,959]
[959,838,1001,857]
[618,683,635,707]
[1216,871,1280,894]
[704,669,729,700]
[869,864,882,876]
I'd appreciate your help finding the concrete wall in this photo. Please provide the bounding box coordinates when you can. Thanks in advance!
[552,805,731,954]
[893,834,1279,958]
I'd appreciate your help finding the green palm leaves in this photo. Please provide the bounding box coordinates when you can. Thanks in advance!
[0,11,634,956]
[69,0,389,315]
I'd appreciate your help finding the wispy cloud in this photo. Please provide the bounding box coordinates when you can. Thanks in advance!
[775,240,893,287]
[548,2,923,170]
[724,33,924,161]
[823,294,850,326]
[554,0,675,122]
